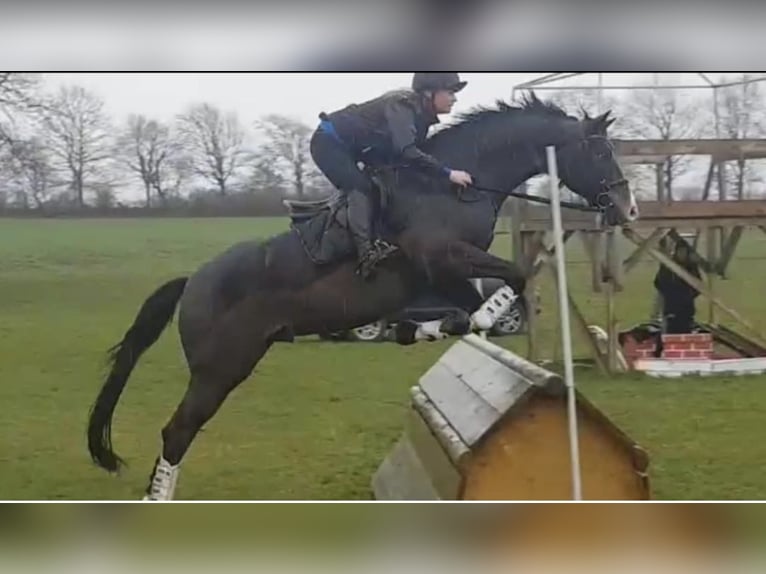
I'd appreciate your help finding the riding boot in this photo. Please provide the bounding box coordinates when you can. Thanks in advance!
[347,190,394,279]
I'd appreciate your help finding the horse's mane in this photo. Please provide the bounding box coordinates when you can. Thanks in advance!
[388,92,582,193]
[427,92,577,147]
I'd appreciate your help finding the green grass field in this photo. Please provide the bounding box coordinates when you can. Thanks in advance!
[2,217,766,501]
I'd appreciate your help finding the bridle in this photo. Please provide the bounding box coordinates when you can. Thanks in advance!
[470,133,628,214]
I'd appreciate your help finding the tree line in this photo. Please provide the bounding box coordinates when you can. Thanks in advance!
[2,73,766,215]
[0,73,332,214]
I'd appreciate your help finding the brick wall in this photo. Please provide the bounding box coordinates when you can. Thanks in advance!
[622,335,659,367]
[661,334,714,360]
[621,333,713,368]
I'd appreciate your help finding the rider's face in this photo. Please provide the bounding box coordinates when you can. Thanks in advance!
[432,89,457,114]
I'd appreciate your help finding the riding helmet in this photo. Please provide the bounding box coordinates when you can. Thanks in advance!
[411,73,468,94]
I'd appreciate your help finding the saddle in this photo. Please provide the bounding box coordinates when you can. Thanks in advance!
[283,168,392,221]
[284,172,395,267]
[282,193,342,223]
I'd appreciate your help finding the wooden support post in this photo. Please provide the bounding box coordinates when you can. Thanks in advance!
[624,228,766,347]
[605,230,619,373]
[716,161,728,201]
[579,230,603,293]
[531,231,575,277]
[511,199,524,265]
[706,227,719,324]
[701,159,716,201]
[521,231,538,363]
[718,226,743,278]
[623,227,668,274]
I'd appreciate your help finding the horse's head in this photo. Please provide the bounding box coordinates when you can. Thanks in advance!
[556,110,638,226]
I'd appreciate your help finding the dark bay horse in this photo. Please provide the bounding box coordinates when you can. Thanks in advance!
[87,94,638,500]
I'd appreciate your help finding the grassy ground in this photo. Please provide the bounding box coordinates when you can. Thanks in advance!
[1,217,765,500]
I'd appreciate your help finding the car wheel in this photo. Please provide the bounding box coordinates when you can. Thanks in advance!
[349,320,389,342]
[491,302,526,336]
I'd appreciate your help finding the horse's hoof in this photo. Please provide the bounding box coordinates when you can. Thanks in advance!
[394,321,419,346]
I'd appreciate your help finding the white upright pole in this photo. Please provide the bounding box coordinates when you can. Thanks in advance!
[546,146,583,501]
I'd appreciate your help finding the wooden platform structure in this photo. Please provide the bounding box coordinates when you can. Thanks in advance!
[372,335,650,501]
[510,139,766,373]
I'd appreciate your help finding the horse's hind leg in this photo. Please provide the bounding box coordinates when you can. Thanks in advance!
[143,361,263,501]
[144,306,281,500]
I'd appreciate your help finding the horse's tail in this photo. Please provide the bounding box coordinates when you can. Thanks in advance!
[87,277,189,473]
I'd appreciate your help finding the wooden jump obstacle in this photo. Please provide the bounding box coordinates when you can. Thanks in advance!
[508,138,766,373]
[372,334,650,501]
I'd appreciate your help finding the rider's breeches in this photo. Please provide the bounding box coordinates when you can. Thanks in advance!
[310,128,376,250]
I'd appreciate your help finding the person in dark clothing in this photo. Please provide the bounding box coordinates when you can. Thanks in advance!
[309,73,474,279]
[653,240,701,334]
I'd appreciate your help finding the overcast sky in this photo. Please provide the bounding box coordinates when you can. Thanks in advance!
[38,73,732,129]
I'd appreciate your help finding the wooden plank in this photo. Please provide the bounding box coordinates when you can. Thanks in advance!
[623,228,766,347]
[371,436,441,500]
[410,387,471,466]
[462,334,563,389]
[636,200,766,219]
[404,408,462,499]
[614,138,766,162]
[623,227,668,273]
[435,341,535,414]
[419,362,501,447]
[520,200,766,228]
[519,216,766,233]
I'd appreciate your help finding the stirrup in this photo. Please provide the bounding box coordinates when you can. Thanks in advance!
[373,239,398,257]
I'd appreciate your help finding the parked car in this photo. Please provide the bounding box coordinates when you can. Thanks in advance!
[320,278,532,343]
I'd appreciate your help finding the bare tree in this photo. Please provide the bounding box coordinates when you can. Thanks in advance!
[2,137,55,209]
[118,114,177,207]
[619,89,709,201]
[0,73,42,148]
[716,78,766,199]
[176,103,245,196]
[247,152,286,195]
[253,114,313,197]
[43,85,114,207]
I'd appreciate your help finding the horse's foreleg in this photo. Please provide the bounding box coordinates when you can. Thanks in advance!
[401,236,527,333]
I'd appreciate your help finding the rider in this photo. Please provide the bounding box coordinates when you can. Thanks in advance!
[309,73,474,279]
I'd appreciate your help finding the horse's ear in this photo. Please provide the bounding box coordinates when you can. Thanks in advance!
[592,110,615,133]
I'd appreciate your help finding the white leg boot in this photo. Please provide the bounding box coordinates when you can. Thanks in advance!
[470,286,518,331]
[143,456,180,501]
[414,320,447,342]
